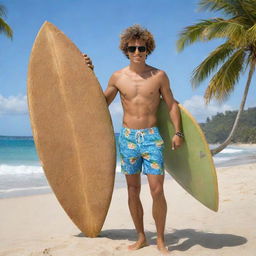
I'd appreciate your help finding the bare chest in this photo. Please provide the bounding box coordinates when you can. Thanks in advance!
[116,74,161,100]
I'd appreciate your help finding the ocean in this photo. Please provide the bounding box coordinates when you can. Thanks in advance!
[0,134,256,199]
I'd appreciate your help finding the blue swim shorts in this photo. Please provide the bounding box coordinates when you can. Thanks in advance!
[118,127,165,175]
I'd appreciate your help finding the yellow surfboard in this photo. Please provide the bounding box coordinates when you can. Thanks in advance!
[27,22,116,237]
[157,100,219,211]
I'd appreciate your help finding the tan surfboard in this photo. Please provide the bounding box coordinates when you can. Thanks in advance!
[27,21,116,237]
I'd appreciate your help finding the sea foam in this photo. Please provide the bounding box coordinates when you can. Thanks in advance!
[0,164,122,175]
[0,165,43,175]
[221,148,243,154]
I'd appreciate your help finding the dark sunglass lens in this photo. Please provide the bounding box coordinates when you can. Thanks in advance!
[138,46,146,52]
[128,46,136,52]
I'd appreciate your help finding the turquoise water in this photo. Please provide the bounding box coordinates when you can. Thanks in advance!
[0,136,38,165]
[0,135,256,198]
[0,134,121,166]
[0,134,123,198]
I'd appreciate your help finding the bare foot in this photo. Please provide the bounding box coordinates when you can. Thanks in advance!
[157,238,170,255]
[128,235,148,250]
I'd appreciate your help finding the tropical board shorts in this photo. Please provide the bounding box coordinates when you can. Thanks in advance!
[119,127,165,175]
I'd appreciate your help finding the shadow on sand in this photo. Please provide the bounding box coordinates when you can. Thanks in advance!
[76,228,247,252]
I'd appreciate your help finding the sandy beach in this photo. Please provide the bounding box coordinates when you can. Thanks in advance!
[0,162,256,256]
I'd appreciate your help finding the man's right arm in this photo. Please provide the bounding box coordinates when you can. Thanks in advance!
[104,72,119,106]
[82,54,118,106]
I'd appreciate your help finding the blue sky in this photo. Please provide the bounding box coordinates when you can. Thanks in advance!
[0,0,255,135]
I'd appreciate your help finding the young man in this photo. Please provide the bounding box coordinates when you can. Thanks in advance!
[84,24,183,254]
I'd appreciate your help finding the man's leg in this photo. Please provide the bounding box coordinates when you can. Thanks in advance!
[147,174,170,254]
[125,173,147,250]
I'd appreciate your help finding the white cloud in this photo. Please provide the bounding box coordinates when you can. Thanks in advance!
[0,94,28,115]
[183,95,234,123]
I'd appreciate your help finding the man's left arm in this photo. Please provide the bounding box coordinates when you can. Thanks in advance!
[159,71,184,150]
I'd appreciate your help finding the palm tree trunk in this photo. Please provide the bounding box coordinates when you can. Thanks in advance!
[211,62,255,155]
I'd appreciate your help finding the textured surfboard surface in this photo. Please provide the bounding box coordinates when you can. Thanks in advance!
[27,21,116,237]
[157,100,219,211]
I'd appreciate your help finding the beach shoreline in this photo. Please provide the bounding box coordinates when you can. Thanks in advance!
[1,162,256,256]
[230,143,256,148]
[1,144,256,199]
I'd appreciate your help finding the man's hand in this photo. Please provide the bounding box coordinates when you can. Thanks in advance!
[171,135,183,150]
[82,53,94,70]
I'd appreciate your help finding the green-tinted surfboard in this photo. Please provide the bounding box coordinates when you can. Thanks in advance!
[157,99,219,211]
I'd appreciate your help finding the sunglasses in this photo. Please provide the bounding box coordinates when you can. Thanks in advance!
[127,46,147,53]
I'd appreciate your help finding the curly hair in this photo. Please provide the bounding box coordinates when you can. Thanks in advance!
[119,24,156,59]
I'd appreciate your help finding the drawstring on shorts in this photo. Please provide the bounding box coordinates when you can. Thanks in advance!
[135,131,144,144]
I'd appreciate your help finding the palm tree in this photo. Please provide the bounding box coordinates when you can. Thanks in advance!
[177,0,256,155]
[0,4,13,39]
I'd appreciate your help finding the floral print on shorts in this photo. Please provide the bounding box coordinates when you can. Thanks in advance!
[118,127,165,175]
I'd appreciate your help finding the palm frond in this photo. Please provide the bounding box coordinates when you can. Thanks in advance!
[205,19,246,41]
[204,48,245,103]
[246,23,256,43]
[176,17,248,52]
[192,42,235,87]
[199,0,256,24]
[177,19,217,52]
[237,0,256,24]
[198,0,240,17]
[0,18,13,38]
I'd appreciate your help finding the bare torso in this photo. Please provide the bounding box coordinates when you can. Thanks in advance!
[114,65,162,129]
